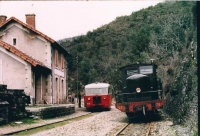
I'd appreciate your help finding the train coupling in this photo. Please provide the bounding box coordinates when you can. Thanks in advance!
[134,105,147,114]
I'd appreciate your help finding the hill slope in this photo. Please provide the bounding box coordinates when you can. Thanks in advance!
[60,1,197,135]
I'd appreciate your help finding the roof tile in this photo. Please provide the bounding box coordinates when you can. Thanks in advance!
[0,16,69,55]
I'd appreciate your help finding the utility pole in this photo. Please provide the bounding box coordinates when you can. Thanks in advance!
[197,2,200,120]
[76,56,78,103]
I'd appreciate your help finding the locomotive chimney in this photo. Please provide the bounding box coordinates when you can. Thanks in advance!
[0,15,7,25]
[25,14,35,28]
[150,59,154,64]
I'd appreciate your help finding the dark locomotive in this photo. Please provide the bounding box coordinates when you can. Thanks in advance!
[115,62,164,118]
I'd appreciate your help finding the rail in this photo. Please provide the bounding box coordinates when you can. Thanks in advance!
[2,113,97,135]
[115,121,156,136]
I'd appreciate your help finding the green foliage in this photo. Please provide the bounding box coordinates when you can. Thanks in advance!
[193,123,198,136]
[71,79,81,92]
[59,1,196,95]
[66,54,74,71]
[167,67,174,76]
[22,118,36,124]
[79,58,91,84]
[142,10,148,19]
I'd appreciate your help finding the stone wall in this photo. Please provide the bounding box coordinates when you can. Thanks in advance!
[26,104,75,119]
[163,58,198,135]
[0,84,30,125]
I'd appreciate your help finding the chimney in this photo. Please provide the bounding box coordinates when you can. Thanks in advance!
[25,14,35,28]
[0,15,7,25]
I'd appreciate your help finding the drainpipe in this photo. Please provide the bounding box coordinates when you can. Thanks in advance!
[41,74,42,103]
[51,75,54,104]
[66,60,68,101]
[52,74,53,104]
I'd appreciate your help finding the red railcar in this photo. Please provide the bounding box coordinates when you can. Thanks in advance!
[84,82,112,110]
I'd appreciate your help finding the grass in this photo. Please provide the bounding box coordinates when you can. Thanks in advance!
[192,124,198,136]
[7,118,41,127]
[168,125,178,136]
[12,113,94,136]
[21,118,40,124]
[193,131,198,136]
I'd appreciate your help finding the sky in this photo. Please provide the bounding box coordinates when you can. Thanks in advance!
[0,1,163,41]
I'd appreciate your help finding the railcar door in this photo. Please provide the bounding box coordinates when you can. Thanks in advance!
[93,96,101,105]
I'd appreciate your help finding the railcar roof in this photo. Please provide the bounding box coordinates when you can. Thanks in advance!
[85,82,110,88]
[127,74,148,80]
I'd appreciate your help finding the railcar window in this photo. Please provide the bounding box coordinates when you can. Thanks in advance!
[85,88,108,95]
[139,66,153,74]
[85,89,91,95]
[101,88,107,94]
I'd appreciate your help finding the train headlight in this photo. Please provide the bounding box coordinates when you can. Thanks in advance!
[104,97,106,100]
[136,88,141,93]
[88,98,90,100]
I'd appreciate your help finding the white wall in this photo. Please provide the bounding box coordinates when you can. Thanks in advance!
[0,46,32,95]
[1,23,51,68]
[0,21,68,104]
[52,48,67,104]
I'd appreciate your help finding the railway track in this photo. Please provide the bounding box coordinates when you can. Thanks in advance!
[143,122,155,136]
[3,112,99,136]
[2,109,163,136]
[106,123,130,136]
[112,121,156,136]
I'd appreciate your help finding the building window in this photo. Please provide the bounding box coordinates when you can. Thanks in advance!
[61,55,64,69]
[55,50,58,67]
[12,37,18,46]
[61,80,63,93]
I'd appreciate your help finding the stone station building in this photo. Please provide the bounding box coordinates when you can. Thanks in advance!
[0,14,69,104]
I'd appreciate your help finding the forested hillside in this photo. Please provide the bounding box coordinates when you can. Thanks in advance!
[59,1,197,135]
